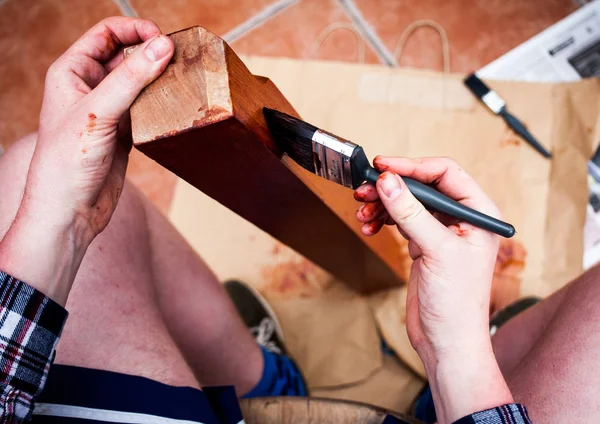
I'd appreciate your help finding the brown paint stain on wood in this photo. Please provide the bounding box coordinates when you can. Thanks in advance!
[192,106,231,127]
[129,26,404,293]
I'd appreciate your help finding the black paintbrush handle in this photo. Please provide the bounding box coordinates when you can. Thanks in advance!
[364,167,515,238]
[500,109,552,159]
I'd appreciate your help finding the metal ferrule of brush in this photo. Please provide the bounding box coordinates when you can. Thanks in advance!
[481,91,506,114]
[312,129,358,189]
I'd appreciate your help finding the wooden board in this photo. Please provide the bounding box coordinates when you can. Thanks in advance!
[129,26,405,292]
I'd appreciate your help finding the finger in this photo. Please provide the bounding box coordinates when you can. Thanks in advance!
[69,17,161,63]
[373,156,499,217]
[52,55,108,91]
[354,183,379,203]
[87,34,174,121]
[104,47,126,73]
[361,218,385,236]
[384,213,395,226]
[395,224,410,241]
[45,18,162,102]
[377,171,453,251]
[432,211,460,228]
[408,240,422,260]
[356,201,385,222]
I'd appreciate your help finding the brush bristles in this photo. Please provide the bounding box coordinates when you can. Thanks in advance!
[464,73,490,99]
[263,108,317,173]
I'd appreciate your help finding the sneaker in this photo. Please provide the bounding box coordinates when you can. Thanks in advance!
[224,280,287,355]
[489,296,541,336]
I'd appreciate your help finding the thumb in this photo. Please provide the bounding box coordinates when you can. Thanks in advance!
[377,172,452,251]
[88,34,174,120]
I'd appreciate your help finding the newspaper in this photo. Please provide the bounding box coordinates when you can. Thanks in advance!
[478,0,600,82]
[477,0,600,269]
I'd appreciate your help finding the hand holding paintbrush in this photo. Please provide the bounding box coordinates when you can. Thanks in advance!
[354,155,515,423]
[264,108,515,238]
[354,156,504,239]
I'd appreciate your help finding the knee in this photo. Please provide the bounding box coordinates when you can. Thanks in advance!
[1,133,37,168]
[0,133,37,239]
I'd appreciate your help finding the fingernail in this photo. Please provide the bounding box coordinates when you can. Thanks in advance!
[373,156,389,171]
[380,172,403,198]
[145,35,171,62]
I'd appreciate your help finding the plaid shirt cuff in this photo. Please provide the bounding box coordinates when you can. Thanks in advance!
[454,404,532,424]
[0,271,68,422]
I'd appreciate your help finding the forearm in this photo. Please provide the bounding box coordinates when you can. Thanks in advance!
[0,198,93,306]
[423,343,514,424]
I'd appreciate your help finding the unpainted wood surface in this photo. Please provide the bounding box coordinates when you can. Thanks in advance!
[130,26,405,292]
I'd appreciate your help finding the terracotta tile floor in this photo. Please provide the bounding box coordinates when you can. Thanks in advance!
[0,0,578,214]
[230,0,381,64]
[354,0,578,72]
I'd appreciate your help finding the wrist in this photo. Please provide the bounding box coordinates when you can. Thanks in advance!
[424,343,514,424]
[0,201,94,306]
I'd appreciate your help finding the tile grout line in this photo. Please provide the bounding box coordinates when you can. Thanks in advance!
[338,0,397,66]
[113,0,138,17]
[222,0,299,44]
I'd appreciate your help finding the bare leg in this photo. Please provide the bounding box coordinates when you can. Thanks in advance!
[142,191,263,393]
[0,134,262,394]
[492,265,600,422]
[492,285,568,376]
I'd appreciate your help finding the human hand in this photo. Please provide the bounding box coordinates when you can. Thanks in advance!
[31,17,174,238]
[355,156,513,422]
[0,17,174,305]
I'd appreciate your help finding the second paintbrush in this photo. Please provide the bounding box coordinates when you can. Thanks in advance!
[264,108,515,238]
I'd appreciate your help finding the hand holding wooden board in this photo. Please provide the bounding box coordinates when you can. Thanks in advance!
[128,26,406,292]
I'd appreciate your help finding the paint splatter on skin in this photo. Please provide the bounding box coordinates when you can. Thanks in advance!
[95,29,119,58]
[373,156,389,171]
[364,218,384,235]
[354,185,378,202]
[85,113,97,136]
[357,202,384,221]
[451,224,468,236]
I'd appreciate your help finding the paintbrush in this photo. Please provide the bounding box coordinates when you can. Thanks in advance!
[264,108,515,238]
[464,73,552,159]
